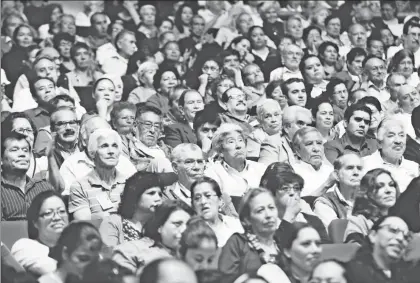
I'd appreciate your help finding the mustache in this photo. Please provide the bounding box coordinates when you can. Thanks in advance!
[62,129,76,136]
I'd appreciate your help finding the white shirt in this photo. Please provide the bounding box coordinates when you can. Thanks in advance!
[362,150,419,193]
[366,80,390,103]
[270,67,303,82]
[388,44,420,69]
[292,159,334,196]
[96,42,118,67]
[101,53,129,77]
[59,151,136,195]
[393,113,416,139]
[204,160,267,197]
[383,18,403,38]
[406,72,420,88]
[210,215,244,247]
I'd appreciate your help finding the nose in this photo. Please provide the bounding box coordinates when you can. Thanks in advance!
[207,132,215,140]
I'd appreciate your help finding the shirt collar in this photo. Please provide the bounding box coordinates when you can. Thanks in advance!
[331,184,353,207]
[86,169,126,189]
[34,107,49,116]
[224,112,250,123]
[222,160,250,174]
[341,134,370,151]
[367,80,386,91]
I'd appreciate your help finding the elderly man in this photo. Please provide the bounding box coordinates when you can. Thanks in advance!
[291,127,334,197]
[348,23,368,49]
[164,144,205,206]
[241,64,267,108]
[205,123,266,213]
[347,216,413,282]
[259,105,312,165]
[361,55,389,104]
[394,85,420,139]
[69,129,127,220]
[383,73,407,115]
[60,114,136,195]
[314,153,363,228]
[404,105,420,165]
[86,12,111,50]
[270,44,304,82]
[325,103,378,164]
[1,131,53,221]
[362,117,419,193]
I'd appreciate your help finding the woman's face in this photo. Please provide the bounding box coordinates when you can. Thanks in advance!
[35,196,69,241]
[93,79,115,106]
[65,227,102,277]
[250,27,267,50]
[332,84,348,109]
[306,29,322,50]
[365,103,381,130]
[58,40,72,59]
[192,182,220,221]
[164,42,181,62]
[373,173,398,209]
[270,86,287,109]
[182,91,204,122]
[322,46,338,65]
[222,131,246,162]
[264,7,278,23]
[260,104,282,135]
[381,29,394,47]
[237,14,253,34]
[287,18,303,40]
[216,79,235,101]
[138,187,163,213]
[181,6,194,25]
[113,108,135,134]
[5,15,24,37]
[141,8,156,26]
[74,47,91,69]
[233,39,251,58]
[159,20,174,34]
[286,227,321,273]
[113,79,123,102]
[51,7,63,22]
[316,102,334,130]
[381,3,395,21]
[314,9,329,27]
[245,192,278,235]
[304,57,324,82]
[326,18,341,37]
[159,209,191,250]
[61,16,76,36]
[297,131,324,168]
[275,182,302,211]
[159,71,178,95]
[15,26,34,48]
[397,57,414,78]
[12,118,35,147]
[202,60,220,82]
[184,239,218,271]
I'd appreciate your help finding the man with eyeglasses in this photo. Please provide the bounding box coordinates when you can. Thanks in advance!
[325,103,378,164]
[270,44,304,82]
[1,131,53,221]
[361,55,389,104]
[164,143,206,206]
[346,216,412,282]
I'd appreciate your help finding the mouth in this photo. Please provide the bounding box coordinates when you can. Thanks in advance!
[393,145,403,151]
[264,220,277,227]
[311,155,322,159]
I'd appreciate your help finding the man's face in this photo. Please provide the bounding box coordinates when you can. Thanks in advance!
[284,45,303,71]
[380,123,406,161]
[182,91,204,122]
[173,150,205,185]
[223,54,240,70]
[398,85,420,113]
[61,16,76,36]
[52,110,79,144]
[191,17,205,37]
[287,18,303,40]
[94,135,120,168]
[3,138,30,172]
[349,25,367,47]
[305,29,322,51]
[137,112,162,147]
[119,34,138,57]
[326,18,341,37]
[57,39,72,59]
[336,155,363,188]
[286,112,312,140]
[243,64,264,85]
[365,58,386,83]
[404,26,420,51]
[387,75,406,100]
[348,55,365,76]
[286,82,307,107]
[196,122,218,144]
[225,88,247,114]
[368,40,384,57]
[381,3,395,21]
[73,47,91,69]
[369,217,411,262]
[201,60,220,83]
[92,14,109,37]
[34,79,56,104]
[35,59,58,83]
[297,131,324,168]
[345,110,371,138]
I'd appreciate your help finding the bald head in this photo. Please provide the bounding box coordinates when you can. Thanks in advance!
[348,24,367,48]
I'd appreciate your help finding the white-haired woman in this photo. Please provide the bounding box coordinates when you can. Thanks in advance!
[69,128,128,221]
[127,61,159,104]
[205,123,267,213]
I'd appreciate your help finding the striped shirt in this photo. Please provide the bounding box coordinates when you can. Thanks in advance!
[68,170,126,220]
[1,177,54,221]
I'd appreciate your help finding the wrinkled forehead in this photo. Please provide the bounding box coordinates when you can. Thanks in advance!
[380,217,409,231]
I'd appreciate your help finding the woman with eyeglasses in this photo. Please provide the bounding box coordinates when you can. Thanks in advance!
[38,221,103,283]
[113,200,193,275]
[190,177,243,247]
[11,191,69,276]
[99,171,176,248]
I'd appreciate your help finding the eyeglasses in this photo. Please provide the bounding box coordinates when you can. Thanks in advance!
[39,209,68,219]
[138,121,162,130]
[378,224,413,242]
[228,94,246,101]
[55,120,79,128]
[277,184,302,193]
[193,193,217,202]
[181,158,206,167]
[14,128,34,134]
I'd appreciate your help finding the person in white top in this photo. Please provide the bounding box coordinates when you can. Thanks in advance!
[387,49,420,88]
[270,44,304,82]
[362,55,389,103]
[362,116,419,193]
[387,21,420,69]
[394,85,420,139]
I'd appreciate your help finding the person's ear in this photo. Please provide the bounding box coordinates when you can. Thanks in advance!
[343,119,348,129]
[368,230,377,244]
[172,161,179,174]
[283,248,291,259]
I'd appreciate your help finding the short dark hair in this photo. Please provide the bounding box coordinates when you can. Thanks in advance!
[50,106,77,131]
[412,105,420,132]
[299,54,320,77]
[153,66,180,90]
[309,260,349,283]
[248,25,264,38]
[344,102,372,122]
[359,95,382,112]
[318,41,339,64]
[28,76,56,101]
[324,14,340,27]
[367,34,384,49]
[52,32,75,50]
[219,49,240,64]
[281,78,305,99]
[311,97,332,120]
[136,104,162,120]
[193,108,221,132]
[70,42,91,62]
[178,89,201,107]
[265,80,283,99]
[324,78,347,100]
[302,25,322,44]
[1,112,38,141]
[403,20,420,35]
[49,94,75,109]
[90,12,107,26]
[221,87,242,103]
[1,131,31,157]
[260,171,304,196]
[191,176,222,208]
[346,47,367,64]
[179,217,218,257]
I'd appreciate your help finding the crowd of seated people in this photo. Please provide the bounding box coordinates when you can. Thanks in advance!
[2,1,420,283]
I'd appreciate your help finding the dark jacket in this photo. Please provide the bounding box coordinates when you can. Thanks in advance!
[121,74,139,102]
[404,135,420,166]
[164,122,197,148]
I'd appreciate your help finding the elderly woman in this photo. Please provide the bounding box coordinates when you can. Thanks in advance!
[113,200,193,274]
[218,188,282,282]
[266,80,288,110]
[247,99,282,159]
[127,61,159,104]
[191,177,243,247]
[11,191,69,276]
[69,128,128,221]
[388,49,419,88]
[344,168,400,245]
[291,127,334,197]
[99,171,176,248]
[205,123,267,212]
[136,5,159,56]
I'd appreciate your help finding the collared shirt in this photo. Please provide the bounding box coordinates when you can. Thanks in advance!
[218,112,256,136]
[210,215,244,247]
[24,107,50,130]
[163,182,191,207]
[96,42,118,67]
[259,134,297,165]
[324,133,379,164]
[311,80,328,98]
[59,151,136,195]
[1,177,53,221]
[101,53,129,77]
[292,159,334,197]
[393,112,416,139]
[68,169,127,219]
[313,184,354,228]
[270,67,303,82]
[362,150,419,193]
[364,80,390,103]
[382,99,399,115]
